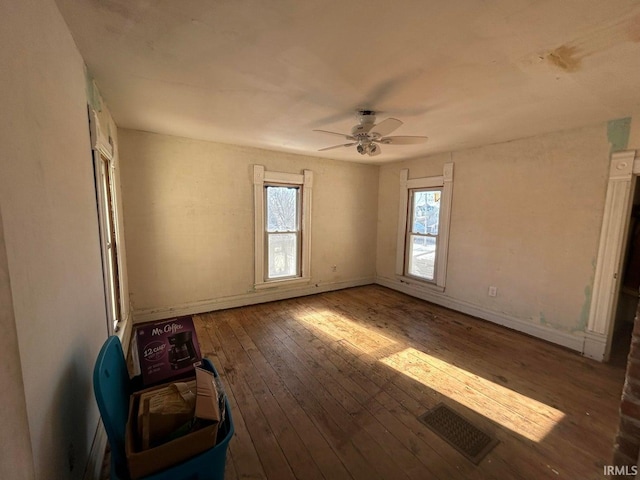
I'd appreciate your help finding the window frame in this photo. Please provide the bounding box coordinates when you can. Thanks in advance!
[395,163,454,291]
[264,183,302,281]
[253,165,313,289]
[90,109,124,335]
[405,186,442,282]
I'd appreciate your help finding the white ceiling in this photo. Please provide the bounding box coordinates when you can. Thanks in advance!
[55,0,640,163]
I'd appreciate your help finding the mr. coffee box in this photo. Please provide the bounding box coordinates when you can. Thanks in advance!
[134,316,202,386]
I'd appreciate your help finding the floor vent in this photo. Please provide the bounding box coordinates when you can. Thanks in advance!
[418,403,499,465]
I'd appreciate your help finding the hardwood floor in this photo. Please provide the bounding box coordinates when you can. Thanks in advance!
[194,285,626,480]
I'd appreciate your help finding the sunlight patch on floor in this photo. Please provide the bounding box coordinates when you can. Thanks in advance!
[294,308,565,443]
[295,309,398,354]
[379,347,565,443]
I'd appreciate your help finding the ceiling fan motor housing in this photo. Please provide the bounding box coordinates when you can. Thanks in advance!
[351,110,377,134]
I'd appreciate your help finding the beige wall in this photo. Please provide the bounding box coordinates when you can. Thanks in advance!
[377,124,611,344]
[118,130,379,318]
[0,1,114,478]
[0,209,35,479]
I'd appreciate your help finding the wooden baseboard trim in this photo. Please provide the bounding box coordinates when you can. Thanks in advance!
[376,276,585,353]
[133,277,376,324]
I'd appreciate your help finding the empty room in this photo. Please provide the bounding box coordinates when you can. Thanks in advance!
[4,1,640,479]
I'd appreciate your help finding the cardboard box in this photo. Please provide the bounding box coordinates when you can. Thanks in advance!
[125,380,219,479]
[137,380,196,449]
[134,316,202,386]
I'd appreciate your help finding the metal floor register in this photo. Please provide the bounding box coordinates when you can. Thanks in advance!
[418,403,499,465]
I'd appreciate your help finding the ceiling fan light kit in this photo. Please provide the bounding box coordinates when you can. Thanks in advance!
[313,110,428,156]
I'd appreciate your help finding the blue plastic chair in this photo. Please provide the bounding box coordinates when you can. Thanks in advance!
[93,336,234,480]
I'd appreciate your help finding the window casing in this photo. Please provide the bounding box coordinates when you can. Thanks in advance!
[254,166,312,288]
[396,163,454,290]
[90,109,125,335]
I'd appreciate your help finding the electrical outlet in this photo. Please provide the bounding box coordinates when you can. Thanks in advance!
[331,265,337,272]
[488,286,497,297]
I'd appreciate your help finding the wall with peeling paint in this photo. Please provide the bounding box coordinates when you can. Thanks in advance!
[376,124,611,342]
[607,117,632,152]
[627,113,640,150]
[118,129,379,317]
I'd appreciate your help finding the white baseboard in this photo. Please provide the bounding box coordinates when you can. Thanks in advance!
[583,332,608,361]
[83,420,107,480]
[133,277,375,324]
[376,275,586,353]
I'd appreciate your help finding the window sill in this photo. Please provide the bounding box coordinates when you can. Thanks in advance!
[254,277,311,290]
[396,275,445,293]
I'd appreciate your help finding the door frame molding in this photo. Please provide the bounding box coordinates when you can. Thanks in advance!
[585,150,638,361]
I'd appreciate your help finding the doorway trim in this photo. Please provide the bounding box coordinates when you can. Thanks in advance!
[586,150,637,361]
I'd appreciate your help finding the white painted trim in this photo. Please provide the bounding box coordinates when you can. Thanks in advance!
[83,420,107,480]
[395,274,445,293]
[119,309,133,355]
[407,176,443,189]
[89,109,113,160]
[90,109,120,337]
[587,150,636,360]
[376,275,585,352]
[437,163,454,289]
[254,276,310,290]
[301,170,313,280]
[395,163,454,287]
[395,169,409,276]
[264,170,304,184]
[133,277,375,324]
[253,165,266,286]
[583,332,608,361]
[253,165,313,288]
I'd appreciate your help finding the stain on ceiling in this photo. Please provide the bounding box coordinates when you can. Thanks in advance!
[55,0,640,163]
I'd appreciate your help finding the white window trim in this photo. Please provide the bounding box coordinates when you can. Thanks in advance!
[89,109,125,336]
[253,165,313,289]
[395,163,454,291]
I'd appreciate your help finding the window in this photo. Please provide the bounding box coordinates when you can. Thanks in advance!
[265,185,300,279]
[90,110,123,335]
[254,165,312,288]
[406,188,441,281]
[396,163,453,289]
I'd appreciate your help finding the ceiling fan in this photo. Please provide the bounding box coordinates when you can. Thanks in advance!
[313,110,428,157]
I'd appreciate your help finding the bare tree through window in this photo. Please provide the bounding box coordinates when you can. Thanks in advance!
[266,186,300,278]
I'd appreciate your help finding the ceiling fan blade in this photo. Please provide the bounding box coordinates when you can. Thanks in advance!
[371,118,403,137]
[379,135,429,145]
[318,142,357,151]
[313,129,356,141]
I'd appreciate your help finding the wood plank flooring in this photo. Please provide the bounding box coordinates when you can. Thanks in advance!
[194,285,626,480]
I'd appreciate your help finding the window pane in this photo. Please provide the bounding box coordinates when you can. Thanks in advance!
[268,233,298,278]
[266,186,298,232]
[412,190,441,235]
[408,235,436,280]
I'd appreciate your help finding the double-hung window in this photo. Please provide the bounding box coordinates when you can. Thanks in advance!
[396,163,454,290]
[265,185,301,279]
[406,188,441,281]
[254,165,312,288]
